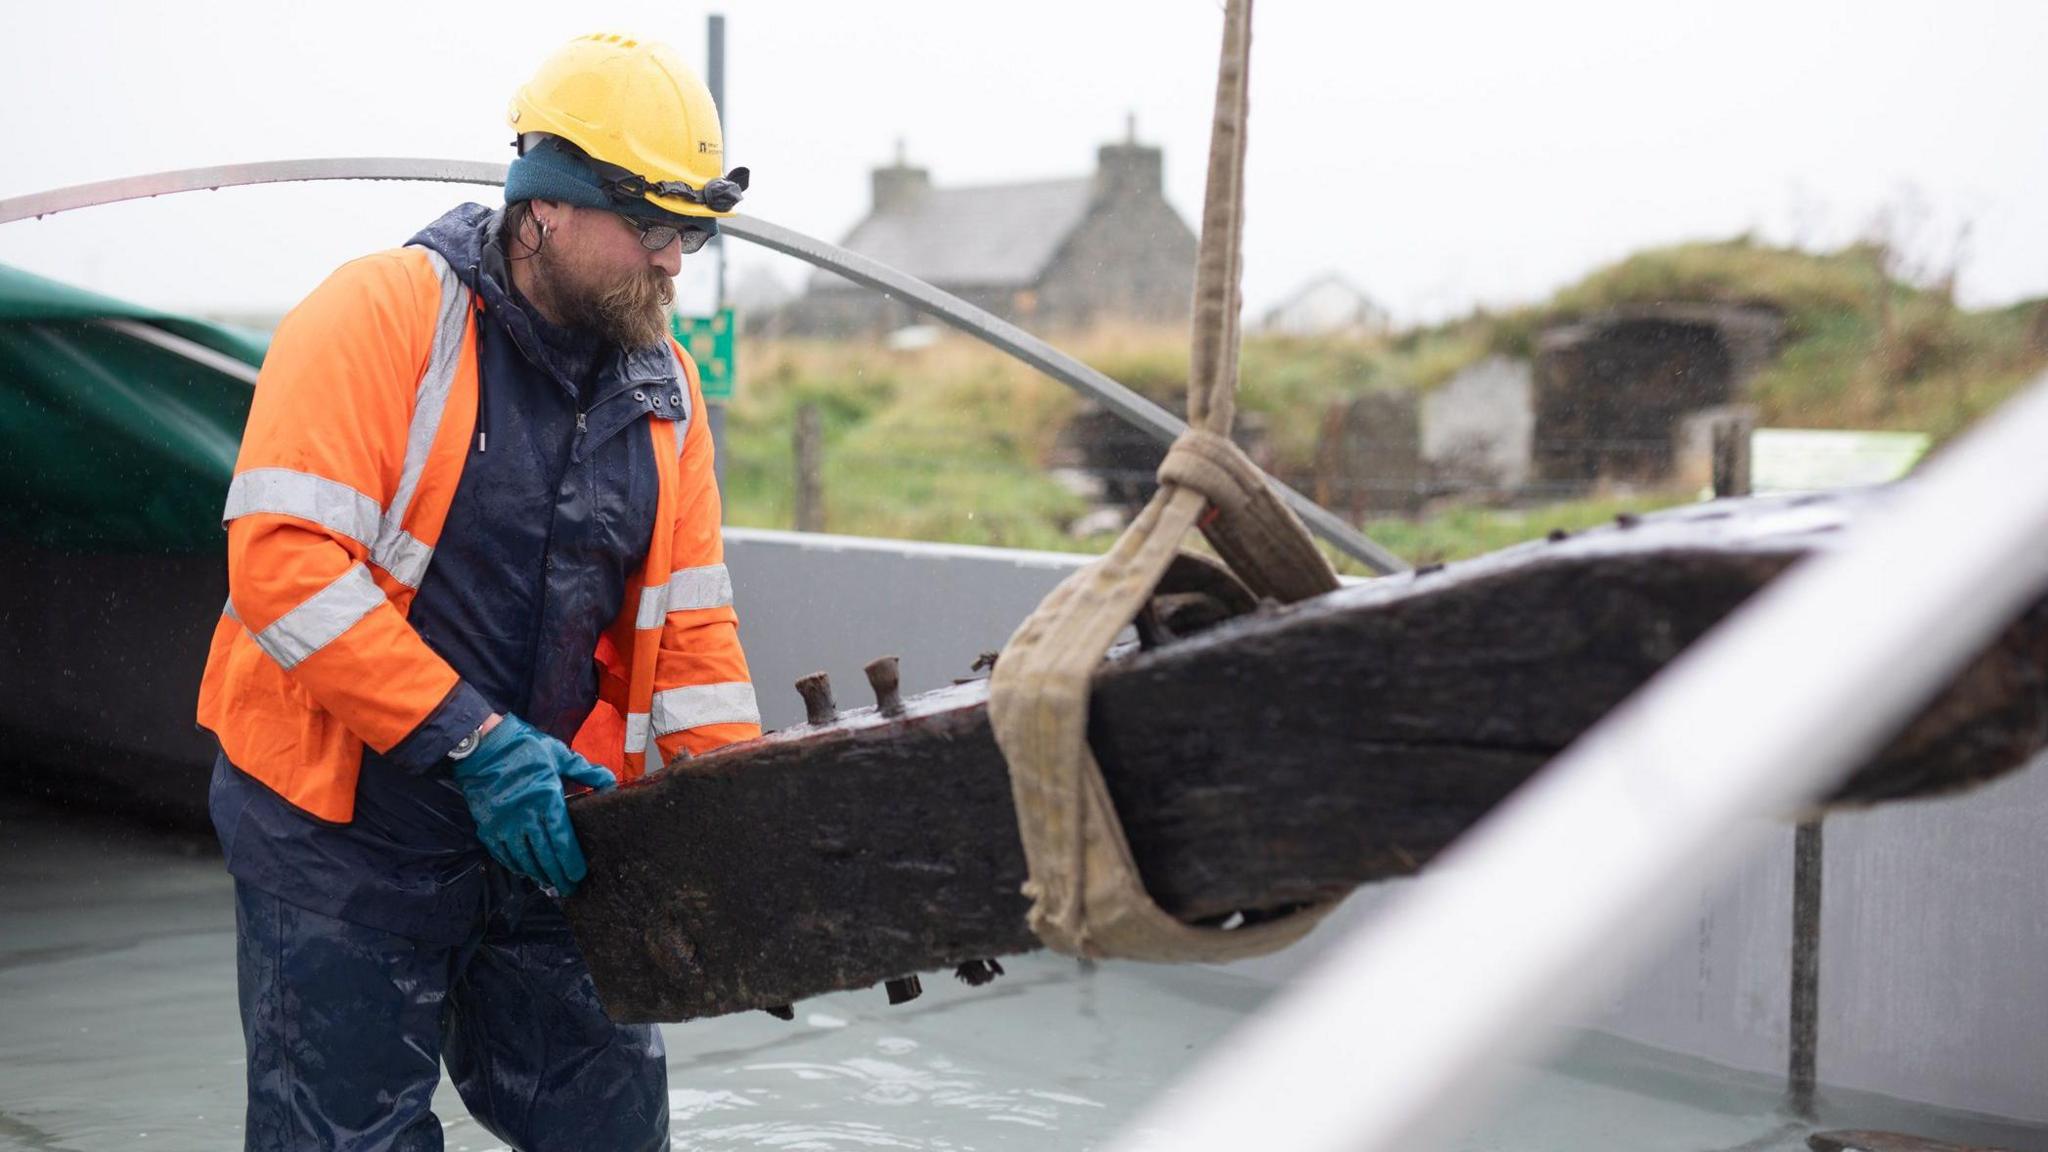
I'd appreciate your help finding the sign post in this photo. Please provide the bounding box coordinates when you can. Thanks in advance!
[705,13,730,487]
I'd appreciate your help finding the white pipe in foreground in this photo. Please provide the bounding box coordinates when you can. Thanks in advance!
[1108,370,2048,1152]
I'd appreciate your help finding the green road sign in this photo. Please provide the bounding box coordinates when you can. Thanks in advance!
[671,308,736,402]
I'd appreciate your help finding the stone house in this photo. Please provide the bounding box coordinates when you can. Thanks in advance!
[784,131,1198,335]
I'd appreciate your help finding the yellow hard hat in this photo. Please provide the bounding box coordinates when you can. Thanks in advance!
[509,33,746,219]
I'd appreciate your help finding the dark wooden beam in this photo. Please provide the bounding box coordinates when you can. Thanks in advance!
[565,493,2048,1022]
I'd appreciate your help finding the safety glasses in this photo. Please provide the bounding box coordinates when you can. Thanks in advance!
[622,215,715,254]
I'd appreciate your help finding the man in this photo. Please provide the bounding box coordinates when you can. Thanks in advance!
[196,33,761,1152]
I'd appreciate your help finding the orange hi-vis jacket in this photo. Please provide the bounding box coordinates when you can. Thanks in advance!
[196,244,761,823]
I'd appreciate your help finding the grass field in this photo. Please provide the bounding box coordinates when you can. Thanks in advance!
[718,236,2045,568]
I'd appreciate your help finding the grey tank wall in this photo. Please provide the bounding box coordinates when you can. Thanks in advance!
[721,528,1084,731]
[1587,826,1796,1077]
[1817,758,2048,1121]
[1585,759,2048,1124]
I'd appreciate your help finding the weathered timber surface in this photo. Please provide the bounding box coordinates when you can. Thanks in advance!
[566,492,2048,1022]
[1810,1130,2018,1152]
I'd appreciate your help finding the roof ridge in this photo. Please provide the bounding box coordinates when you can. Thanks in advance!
[820,177,1103,288]
[921,174,1093,196]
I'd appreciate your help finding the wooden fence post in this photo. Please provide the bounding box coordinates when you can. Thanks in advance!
[794,403,825,533]
[1711,411,1755,498]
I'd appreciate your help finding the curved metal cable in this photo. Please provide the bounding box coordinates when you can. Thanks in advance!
[0,158,1406,572]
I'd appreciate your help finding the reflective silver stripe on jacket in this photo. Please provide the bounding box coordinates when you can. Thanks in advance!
[644,681,761,741]
[220,247,469,593]
[221,468,383,545]
[624,711,652,756]
[367,246,470,588]
[247,563,385,670]
[634,564,734,630]
[370,530,436,590]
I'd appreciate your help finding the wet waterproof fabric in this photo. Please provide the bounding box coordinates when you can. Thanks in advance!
[0,262,266,552]
[196,203,762,825]
[205,204,759,943]
[234,875,669,1152]
[453,714,617,895]
[403,205,698,753]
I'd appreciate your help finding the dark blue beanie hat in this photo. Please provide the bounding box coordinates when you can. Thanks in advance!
[504,136,717,236]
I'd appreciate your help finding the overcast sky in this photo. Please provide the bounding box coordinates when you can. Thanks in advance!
[2,1,2042,327]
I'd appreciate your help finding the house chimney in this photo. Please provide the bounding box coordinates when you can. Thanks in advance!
[872,137,930,215]
[1094,117,1162,203]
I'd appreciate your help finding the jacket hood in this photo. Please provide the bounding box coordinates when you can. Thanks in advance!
[405,204,681,396]
[408,203,511,311]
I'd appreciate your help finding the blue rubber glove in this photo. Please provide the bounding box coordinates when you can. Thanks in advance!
[451,715,616,895]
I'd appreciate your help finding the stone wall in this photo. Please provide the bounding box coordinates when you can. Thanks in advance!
[1533,304,1781,490]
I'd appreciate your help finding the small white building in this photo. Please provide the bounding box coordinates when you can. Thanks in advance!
[1260,273,1391,337]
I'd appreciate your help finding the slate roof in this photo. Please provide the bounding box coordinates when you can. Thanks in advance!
[812,177,1096,291]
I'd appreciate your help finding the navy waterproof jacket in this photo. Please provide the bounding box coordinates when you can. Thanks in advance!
[210,204,688,943]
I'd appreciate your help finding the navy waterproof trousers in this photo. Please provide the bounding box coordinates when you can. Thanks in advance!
[232,876,668,1152]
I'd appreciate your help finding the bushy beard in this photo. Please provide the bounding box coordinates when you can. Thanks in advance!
[536,245,676,350]
[586,268,676,350]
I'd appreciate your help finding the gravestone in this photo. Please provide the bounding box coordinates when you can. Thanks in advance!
[1315,390,1424,516]
[1422,355,1534,495]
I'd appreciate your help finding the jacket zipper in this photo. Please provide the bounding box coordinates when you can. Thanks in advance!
[525,394,590,722]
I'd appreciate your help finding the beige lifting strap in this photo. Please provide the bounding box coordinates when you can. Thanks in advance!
[986,0,1344,962]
